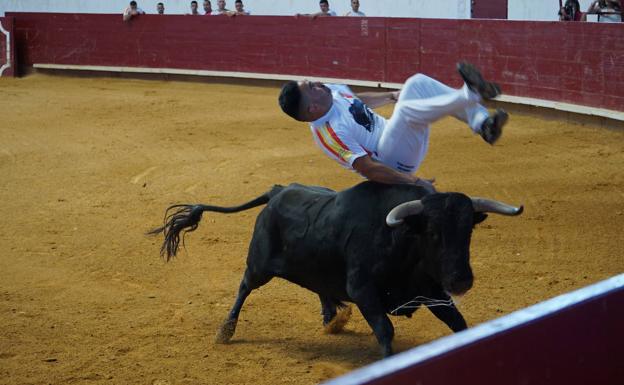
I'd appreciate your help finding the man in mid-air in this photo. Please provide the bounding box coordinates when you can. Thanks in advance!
[278,63,508,187]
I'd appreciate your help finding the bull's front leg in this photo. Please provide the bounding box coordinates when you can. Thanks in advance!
[427,290,468,332]
[347,280,395,357]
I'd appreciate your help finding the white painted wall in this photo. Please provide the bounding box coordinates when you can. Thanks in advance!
[0,0,471,19]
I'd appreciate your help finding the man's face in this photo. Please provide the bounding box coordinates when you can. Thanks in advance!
[191,2,198,12]
[203,1,212,12]
[235,2,243,12]
[218,0,226,10]
[320,2,329,12]
[351,0,359,11]
[157,3,164,13]
[297,80,332,120]
[130,3,137,11]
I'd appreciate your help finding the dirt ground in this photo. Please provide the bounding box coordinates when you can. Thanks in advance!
[0,73,622,385]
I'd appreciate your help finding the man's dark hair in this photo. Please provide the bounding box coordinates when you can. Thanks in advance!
[320,0,329,4]
[235,0,242,3]
[157,2,164,5]
[130,1,137,6]
[279,81,303,121]
[191,0,198,4]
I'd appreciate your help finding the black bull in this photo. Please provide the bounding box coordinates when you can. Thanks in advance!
[150,182,523,357]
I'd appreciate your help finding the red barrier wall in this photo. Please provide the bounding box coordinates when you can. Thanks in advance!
[0,16,16,77]
[7,13,624,112]
[325,279,624,385]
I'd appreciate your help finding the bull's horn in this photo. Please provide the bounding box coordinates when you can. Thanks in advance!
[471,197,524,216]
[386,200,424,227]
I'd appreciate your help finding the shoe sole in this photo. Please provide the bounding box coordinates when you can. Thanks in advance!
[457,62,501,100]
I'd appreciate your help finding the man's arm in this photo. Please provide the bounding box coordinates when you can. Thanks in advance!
[357,90,400,109]
[352,155,417,184]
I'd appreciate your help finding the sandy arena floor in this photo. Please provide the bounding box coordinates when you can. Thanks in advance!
[0,74,622,385]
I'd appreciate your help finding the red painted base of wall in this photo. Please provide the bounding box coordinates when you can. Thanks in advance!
[0,17,16,77]
[7,13,624,112]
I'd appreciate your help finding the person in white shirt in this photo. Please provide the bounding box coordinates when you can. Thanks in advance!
[215,0,230,14]
[278,63,508,187]
[123,1,145,22]
[298,0,337,18]
[345,0,366,16]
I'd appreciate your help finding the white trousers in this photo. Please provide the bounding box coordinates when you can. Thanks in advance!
[376,73,489,173]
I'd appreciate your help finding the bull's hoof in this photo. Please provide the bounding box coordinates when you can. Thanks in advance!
[215,318,238,344]
[323,305,352,334]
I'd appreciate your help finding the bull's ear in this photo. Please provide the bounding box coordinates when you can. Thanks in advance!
[404,214,427,233]
[473,212,488,226]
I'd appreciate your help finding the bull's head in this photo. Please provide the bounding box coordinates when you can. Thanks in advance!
[386,193,523,296]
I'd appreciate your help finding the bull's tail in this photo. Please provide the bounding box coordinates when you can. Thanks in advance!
[148,185,284,261]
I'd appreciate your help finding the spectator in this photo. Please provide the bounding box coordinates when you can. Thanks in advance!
[229,0,250,15]
[559,0,582,21]
[157,2,165,14]
[123,1,145,22]
[297,0,337,18]
[585,0,622,22]
[189,0,200,15]
[215,0,230,14]
[345,0,365,16]
[203,0,213,15]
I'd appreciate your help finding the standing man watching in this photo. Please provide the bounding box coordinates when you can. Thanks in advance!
[156,2,165,14]
[203,0,213,15]
[297,0,337,18]
[215,0,230,14]
[123,1,145,21]
[278,63,508,187]
[230,0,250,15]
[345,0,365,16]
[189,0,200,15]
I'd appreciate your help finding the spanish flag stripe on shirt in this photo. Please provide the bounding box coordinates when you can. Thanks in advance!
[314,129,348,165]
[325,123,351,152]
[316,123,355,164]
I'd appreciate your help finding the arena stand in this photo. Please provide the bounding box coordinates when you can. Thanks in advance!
[6,12,624,121]
[0,16,15,77]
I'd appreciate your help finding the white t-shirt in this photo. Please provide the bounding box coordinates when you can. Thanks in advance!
[345,11,366,16]
[309,84,385,170]
[123,6,145,15]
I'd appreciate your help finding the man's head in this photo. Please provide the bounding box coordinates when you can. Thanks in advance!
[235,0,244,12]
[278,80,332,122]
[157,2,164,14]
[203,0,212,13]
[319,0,330,13]
[351,0,360,12]
[191,0,198,13]
[130,1,138,10]
[218,0,227,10]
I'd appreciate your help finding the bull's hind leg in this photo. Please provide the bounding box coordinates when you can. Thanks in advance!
[320,296,352,334]
[215,269,272,344]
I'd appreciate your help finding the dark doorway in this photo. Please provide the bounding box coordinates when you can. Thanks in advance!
[471,0,508,19]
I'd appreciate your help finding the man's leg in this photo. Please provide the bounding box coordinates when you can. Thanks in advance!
[395,73,489,133]
[376,73,488,173]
